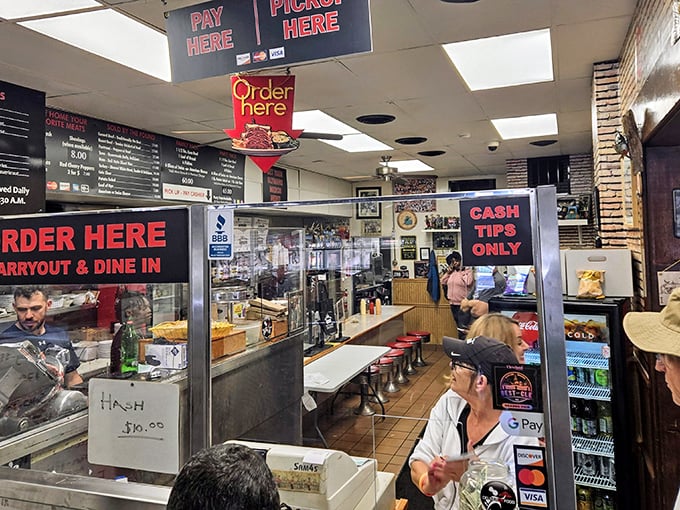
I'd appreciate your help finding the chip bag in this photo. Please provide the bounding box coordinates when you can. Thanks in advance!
[576,269,605,299]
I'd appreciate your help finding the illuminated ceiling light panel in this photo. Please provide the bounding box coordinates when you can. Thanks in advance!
[0,0,100,19]
[293,110,360,135]
[321,133,393,153]
[20,9,171,81]
[491,113,558,140]
[386,160,433,173]
[443,28,553,91]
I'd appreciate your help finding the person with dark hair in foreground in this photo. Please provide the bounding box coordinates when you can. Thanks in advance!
[1,286,83,388]
[166,442,281,510]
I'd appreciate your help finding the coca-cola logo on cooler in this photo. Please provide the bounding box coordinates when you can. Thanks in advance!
[512,312,539,348]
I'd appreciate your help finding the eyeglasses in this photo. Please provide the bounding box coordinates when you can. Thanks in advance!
[450,360,477,372]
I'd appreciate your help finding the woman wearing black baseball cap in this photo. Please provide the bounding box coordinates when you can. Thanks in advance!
[409,335,539,509]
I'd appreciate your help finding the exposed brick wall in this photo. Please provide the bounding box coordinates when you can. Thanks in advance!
[592,60,647,307]
[600,0,677,310]
[505,155,596,248]
[619,0,675,115]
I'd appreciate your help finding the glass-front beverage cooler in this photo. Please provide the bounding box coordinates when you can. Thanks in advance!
[489,295,636,510]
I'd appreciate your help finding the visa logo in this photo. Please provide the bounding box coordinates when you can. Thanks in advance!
[270,47,285,59]
[519,488,547,507]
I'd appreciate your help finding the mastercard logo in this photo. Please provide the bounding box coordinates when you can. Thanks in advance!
[46,181,58,190]
[252,51,268,63]
[518,468,546,487]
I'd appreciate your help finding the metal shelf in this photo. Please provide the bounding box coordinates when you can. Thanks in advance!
[423,229,461,233]
[572,434,615,457]
[566,351,609,370]
[524,350,609,370]
[568,382,611,401]
[574,467,616,491]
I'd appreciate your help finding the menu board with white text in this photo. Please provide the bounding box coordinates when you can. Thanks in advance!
[45,108,245,204]
[0,80,45,214]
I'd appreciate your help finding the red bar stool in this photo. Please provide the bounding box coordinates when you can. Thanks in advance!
[370,361,389,404]
[396,335,420,375]
[385,343,410,384]
[407,330,431,366]
[379,356,399,394]
[351,366,380,416]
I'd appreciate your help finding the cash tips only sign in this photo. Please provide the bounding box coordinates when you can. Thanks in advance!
[459,196,533,266]
[225,74,302,173]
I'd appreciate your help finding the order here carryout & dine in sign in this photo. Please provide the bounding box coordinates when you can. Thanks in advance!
[0,209,189,285]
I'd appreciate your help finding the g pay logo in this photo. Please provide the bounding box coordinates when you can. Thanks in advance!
[507,417,520,429]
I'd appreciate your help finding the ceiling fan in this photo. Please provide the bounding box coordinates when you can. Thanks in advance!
[347,156,408,185]
[170,128,342,149]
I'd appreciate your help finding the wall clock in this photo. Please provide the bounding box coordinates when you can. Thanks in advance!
[397,210,417,230]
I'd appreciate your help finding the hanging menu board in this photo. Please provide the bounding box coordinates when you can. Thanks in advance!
[161,137,244,204]
[46,110,162,199]
[45,107,245,204]
[0,80,46,214]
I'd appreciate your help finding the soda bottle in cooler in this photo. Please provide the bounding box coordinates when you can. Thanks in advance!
[593,490,605,509]
[594,368,609,387]
[597,401,614,435]
[581,400,598,437]
[577,485,594,510]
[601,491,615,509]
[570,398,583,434]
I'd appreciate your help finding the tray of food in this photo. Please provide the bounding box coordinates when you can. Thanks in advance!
[150,320,234,341]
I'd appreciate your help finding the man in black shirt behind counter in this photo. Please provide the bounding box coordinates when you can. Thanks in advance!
[1,286,83,388]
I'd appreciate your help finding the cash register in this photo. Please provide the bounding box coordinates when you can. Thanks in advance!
[227,440,395,510]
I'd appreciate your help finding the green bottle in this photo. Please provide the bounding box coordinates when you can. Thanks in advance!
[121,320,139,374]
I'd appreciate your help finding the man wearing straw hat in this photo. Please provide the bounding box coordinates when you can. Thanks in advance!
[623,287,680,510]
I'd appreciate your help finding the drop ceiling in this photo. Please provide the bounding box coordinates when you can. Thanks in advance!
[0,0,637,183]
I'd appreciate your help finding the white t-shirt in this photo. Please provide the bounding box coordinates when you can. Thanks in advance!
[674,488,680,510]
[409,389,539,510]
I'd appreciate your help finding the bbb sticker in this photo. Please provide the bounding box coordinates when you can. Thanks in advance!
[208,208,234,260]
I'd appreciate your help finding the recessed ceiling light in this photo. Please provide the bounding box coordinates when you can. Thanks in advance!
[321,133,393,153]
[20,9,171,81]
[0,0,100,20]
[442,28,553,91]
[395,136,427,145]
[383,160,433,173]
[491,113,558,140]
[530,139,558,147]
[418,150,446,157]
[356,114,396,125]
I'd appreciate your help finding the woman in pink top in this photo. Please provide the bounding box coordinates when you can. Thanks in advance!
[440,251,474,331]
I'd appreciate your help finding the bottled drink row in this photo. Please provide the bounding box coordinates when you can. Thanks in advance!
[570,398,613,437]
[568,365,610,387]
[577,485,615,509]
[574,450,615,482]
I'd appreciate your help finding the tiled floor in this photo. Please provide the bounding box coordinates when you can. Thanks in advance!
[315,344,450,476]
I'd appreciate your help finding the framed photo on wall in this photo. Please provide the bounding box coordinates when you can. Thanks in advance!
[286,290,305,335]
[419,247,430,260]
[356,187,382,219]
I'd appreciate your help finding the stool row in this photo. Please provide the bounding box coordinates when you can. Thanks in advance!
[351,331,431,416]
